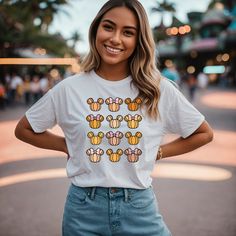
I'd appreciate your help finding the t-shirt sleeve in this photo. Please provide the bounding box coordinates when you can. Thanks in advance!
[162,80,205,138]
[25,89,57,133]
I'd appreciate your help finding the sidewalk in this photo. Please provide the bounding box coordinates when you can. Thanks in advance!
[0,85,236,236]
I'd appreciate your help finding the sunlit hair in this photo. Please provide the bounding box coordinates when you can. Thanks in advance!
[81,0,162,119]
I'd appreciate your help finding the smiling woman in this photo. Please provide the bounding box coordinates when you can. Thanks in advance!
[95,6,138,78]
[14,0,213,235]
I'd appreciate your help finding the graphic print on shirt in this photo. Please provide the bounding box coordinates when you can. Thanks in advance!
[106,131,123,146]
[105,97,123,112]
[125,132,142,145]
[124,148,142,163]
[125,97,142,111]
[106,149,123,162]
[87,131,104,145]
[86,114,104,129]
[86,148,104,163]
[124,114,142,129]
[86,97,143,163]
[87,98,104,111]
[106,115,123,129]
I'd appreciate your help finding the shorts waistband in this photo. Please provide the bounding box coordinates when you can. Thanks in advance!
[71,184,152,202]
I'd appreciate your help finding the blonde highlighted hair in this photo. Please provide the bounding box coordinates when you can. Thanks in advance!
[81,0,162,119]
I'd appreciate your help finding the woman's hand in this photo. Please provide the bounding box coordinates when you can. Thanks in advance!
[158,121,213,160]
[15,115,68,157]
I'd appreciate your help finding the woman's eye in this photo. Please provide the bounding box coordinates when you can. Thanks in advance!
[103,24,113,31]
[124,31,134,37]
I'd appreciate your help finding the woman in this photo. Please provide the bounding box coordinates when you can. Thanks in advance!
[15,0,213,235]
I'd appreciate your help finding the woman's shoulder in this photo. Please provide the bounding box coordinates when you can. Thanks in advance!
[159,77,179,94]
[53,71,91,89]
[62,71,90,84]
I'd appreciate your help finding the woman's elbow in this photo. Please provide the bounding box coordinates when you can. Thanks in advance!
[15,123,24,140]
[205,129,214,144]
[14,116,31,141]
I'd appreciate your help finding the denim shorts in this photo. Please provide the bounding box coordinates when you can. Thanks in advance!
[62,184,172,236]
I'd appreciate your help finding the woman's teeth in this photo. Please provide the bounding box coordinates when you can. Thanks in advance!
[105,46,122,54]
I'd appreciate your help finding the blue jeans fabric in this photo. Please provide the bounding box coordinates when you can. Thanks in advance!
[62,184,172,236]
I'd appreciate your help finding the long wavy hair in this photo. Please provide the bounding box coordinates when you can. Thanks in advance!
[81,0,162,119]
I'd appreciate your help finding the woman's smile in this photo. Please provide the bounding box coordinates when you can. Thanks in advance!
[104,45,124,55]
[95,6,138,70]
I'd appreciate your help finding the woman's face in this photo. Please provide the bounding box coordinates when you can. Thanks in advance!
[95,6,138,71]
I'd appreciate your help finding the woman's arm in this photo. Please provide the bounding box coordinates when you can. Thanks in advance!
[15,115,68,155]
[157,121,213,160]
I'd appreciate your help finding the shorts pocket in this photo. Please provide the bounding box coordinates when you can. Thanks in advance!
[128,188,155,209]
[67,185,88,205]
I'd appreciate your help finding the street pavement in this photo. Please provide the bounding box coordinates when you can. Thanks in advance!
[0,85,236,236]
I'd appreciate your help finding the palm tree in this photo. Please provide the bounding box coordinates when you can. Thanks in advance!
[151,0,176,26]
[70,31,81,50]
[0,0,75,57]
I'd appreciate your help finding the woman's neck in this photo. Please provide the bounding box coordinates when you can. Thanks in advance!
[96,64,130,81]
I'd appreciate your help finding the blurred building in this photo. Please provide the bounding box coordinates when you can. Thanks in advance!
[155,1,236,86]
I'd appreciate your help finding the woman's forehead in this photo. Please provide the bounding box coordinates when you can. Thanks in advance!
[101,6,138,28]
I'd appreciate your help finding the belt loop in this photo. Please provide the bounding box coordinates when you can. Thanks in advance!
[90,187,96,200]
[124,188,129,202]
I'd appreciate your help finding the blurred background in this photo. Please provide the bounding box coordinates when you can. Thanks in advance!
[0,0,236,236]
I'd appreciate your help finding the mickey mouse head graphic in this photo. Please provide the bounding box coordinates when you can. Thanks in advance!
[125,97,142,111]
[105,97,123,112]
[87,132,104,145]
[106,115,123,129]
[124,114,142,129]
[106,149,123,162]
[86,114,104,129]
[86,148,104,163]
[125,132,142,145]
[87,98,104,111]
[106,131,123,146]
[124,148,142,163]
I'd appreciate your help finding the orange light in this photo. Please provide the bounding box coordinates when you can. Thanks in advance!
[0,58,79,66]
[171,27,178,35]
[184,25,191,33]
[222,53,229,62]
[178,26,186,35]
[216,54,222,62]
[166,28,172,36]
[187,66,195,74]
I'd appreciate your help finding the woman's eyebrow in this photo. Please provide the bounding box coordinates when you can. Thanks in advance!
[101,19,137,31]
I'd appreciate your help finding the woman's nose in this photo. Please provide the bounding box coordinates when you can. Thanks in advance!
[110,32,121,45]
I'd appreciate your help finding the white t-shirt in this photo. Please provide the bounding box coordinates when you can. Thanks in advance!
[26,70,204,189]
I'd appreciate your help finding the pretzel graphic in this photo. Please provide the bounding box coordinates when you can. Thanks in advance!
[105,97,123,112]
[106,115,123,129]
[87,132,104,145]
[86,148,104,163]
[125,97,142,111]
[106,149,123,162]
[86,114,104,129]
[124,148,142,163]
[125,131,142,145]
[87,98,104,111]
[124,114,142,129]
[106,131,123,146]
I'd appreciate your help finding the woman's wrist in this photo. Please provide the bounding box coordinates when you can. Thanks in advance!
[156,147,163,161]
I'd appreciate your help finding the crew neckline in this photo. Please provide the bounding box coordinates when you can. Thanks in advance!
[91,70,132,86]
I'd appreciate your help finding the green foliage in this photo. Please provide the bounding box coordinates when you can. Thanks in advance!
[0,0,77,57]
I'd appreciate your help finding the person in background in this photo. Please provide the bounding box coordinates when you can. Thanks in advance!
[9,72,23,104]
[197,72,208,91]
[187,74,198,101]
[30,75,41,104]
[39,73,49,96]
[23,75,31,106]
[15,0,213,235]
[0,82,6,109]
[162,63,181,86]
